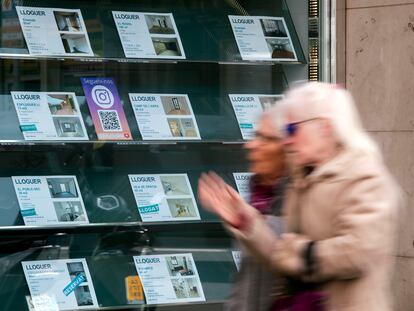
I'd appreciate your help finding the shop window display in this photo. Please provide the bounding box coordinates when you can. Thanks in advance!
[0,0,313,310]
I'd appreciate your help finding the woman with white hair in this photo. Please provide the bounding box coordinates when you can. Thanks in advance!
[198,82,401,311]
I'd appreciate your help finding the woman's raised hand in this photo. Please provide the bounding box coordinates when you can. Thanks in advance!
[198,171,248,228]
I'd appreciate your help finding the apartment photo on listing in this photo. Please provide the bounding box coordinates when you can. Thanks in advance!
[47,177,78,199]
[161,96,190,115]
[165,255,195,277]
[152,37,182,56]
[60,33,90,54]
[260,18,288,37]
[266,38,295,60]
[47,94,78,115]
[53,117,86,138]
[145,14,176,35]
[171,278,202,299]
[54,201,86,222]
[54,11,83,32]
[167,198,198,218]
[259,96,283,110]
[160,175,191,196]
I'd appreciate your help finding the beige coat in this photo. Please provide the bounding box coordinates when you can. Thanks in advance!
[230,150,401,311]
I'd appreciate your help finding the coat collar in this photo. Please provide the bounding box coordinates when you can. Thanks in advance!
[292,149,361,189]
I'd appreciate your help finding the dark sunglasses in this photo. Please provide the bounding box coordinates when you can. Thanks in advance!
[285,118,319,137]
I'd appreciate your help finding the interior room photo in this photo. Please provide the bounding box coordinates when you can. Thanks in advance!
[145,14,175,34]
[259,96,283,110]
[171,278,200,299]
[160,175,191,196]
[179,118,197,137]
[48,94,77,115]
[74,286,93,306]
[61,34,89,54]
[54,11,82,32]
[54,201,86,222]
[266,38,295,59]
[67,262,87,280]
[260,18,288,37]
[53,117,85,138]
[161,96,190,115]
[152,38,181,56]
[167,119,183,137]
[167,118,197,138]
[47,177,78,198]
[166,255,195,277]
[167,198,197,218]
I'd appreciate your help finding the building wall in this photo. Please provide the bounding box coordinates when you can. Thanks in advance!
[342,1,414,309]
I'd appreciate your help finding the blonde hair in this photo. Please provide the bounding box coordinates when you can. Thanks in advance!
[272,82,382,160]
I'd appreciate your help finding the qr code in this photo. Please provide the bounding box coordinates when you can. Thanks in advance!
[98,110,122,132]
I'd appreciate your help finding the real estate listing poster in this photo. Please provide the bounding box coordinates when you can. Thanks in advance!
[22,258,98,311]
[12,175,89,226]
[133,253,205,305]
[229,94,283,139]
[112,11,185,59]
[25,295,35,311]
[228,16,297,61]
[11,91,88,141]
[16,6,93,56]
[233,172,254,202]
[81,77,132,140]
[232,251,242,271]
[128,174,201,222]
[129,93,200,140]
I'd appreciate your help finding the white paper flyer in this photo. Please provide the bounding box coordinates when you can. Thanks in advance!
[25,295,36,311]
[11,92,88,141]
[16,6,93,56]
[229,94,283,139]
[129,93,200,140]
[133,253,205,305]
[129,174,200,222]
[22,258,98,311]
[113,11,185,59]
[233,172,254,202]
[12,176,89,226]
[232,251,242,271]
[228,16,297,61]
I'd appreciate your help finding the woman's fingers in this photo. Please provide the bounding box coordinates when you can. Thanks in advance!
[202,172,227,198]
[198,173,229,214]
[200,173,232,209]
[225,183,243,202]
[208,171,228,189]
[198,172,242,227]
[198,175,220,211]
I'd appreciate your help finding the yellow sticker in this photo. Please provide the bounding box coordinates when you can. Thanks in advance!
[125,276,144,302]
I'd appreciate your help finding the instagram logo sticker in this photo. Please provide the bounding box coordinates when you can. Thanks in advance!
[91,85,114,109]
[81,77,132,140]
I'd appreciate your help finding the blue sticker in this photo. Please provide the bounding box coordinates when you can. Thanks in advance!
[20,124,37,132]
[239,123,253,129]
[139,204,159,214]
[21,208,36,217]
[63,273,86,296]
